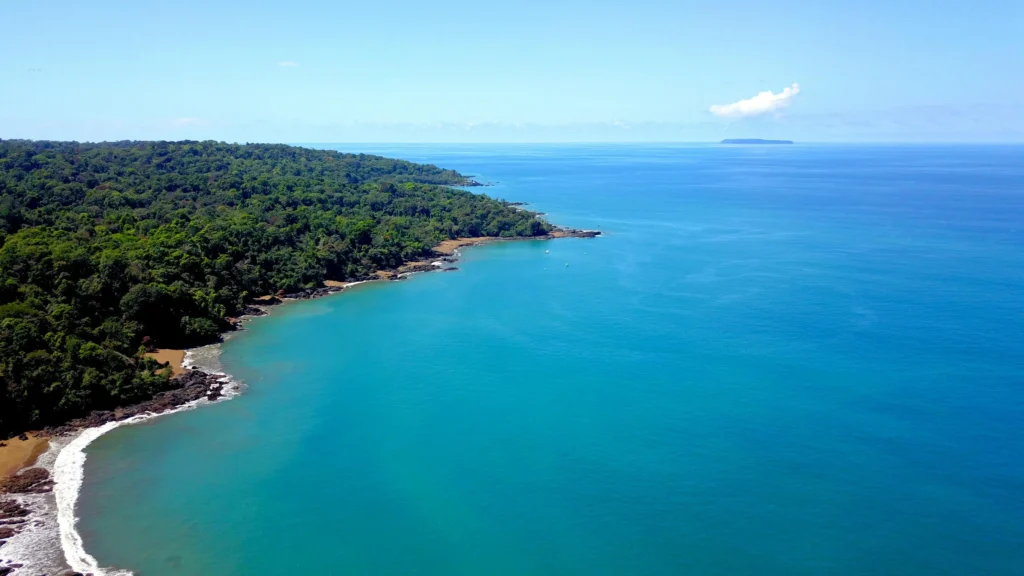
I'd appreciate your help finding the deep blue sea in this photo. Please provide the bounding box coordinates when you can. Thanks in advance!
[77,144,1024,575]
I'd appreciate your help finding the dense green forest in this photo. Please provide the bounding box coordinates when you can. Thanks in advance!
[0,140,550,435]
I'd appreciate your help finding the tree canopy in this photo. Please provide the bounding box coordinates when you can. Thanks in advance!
[0,140,550,435]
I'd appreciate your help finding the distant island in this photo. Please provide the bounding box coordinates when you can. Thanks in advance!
[721,139,793,145]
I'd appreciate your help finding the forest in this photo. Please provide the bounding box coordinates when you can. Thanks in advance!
[0,140,550,435]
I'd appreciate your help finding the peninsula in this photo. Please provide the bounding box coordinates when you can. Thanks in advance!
[0,140,578,439]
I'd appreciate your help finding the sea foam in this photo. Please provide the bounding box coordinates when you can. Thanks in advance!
[2,343,240,576]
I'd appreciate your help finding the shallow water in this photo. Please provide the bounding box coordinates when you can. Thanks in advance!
[78,144,1024,575]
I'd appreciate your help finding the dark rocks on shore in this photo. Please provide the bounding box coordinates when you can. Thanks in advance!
[44,371,227,436]
[227,305,271,330]
[0,468,52,495]
[239,305,268,317]
[555,228,601,238]
[0,499,29,521]
[0,497,30,547]
[280,286,344,300]
[207,383,224,402]
[400,262,440,274]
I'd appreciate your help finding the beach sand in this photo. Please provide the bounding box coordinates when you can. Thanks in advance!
[0,434,49,480]
[434,237,501,255]
[323,280,362,288]
[146,349,187,376]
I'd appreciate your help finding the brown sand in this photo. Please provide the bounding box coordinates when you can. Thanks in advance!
[146,349,187,375]
[0,434,49,479]
[433,237,501,255]
[323,280,363,288]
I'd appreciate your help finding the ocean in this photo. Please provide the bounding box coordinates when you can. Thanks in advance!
[69,144,1024,575]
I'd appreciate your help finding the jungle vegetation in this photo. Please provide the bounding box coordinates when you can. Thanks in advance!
[0,140,550,434]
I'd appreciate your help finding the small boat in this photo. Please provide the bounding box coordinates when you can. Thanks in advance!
[565,263,569,267]
[545,250,550,254]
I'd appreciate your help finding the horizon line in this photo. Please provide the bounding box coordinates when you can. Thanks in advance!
[4,137,1023,146]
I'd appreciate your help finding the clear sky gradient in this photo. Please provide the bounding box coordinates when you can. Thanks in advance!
[2,0,1022,142]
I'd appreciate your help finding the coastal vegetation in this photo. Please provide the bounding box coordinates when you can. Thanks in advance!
[0,140,551,436]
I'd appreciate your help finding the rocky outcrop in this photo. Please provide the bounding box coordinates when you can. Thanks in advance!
[397,262,439,275]
[0,498,31,553]
[0,499,29,522]
[239,305,268,317]
[44,371,226,436]
[253,295,283,306]
[280,286,345,300]
[227,305,271,330]
[0,468,52,495]
[549,227,601,238]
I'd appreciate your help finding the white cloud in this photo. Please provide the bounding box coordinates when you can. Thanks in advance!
[172,117,206,127]
[277,61,299,67]
[710,83,801,119]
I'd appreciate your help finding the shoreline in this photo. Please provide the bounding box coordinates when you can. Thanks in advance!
[144,349,188,376]
[0,370,236,575]
[0,228,600,575]
[0,436,49,481]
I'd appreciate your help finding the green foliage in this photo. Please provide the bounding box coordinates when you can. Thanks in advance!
[0,139,550,435]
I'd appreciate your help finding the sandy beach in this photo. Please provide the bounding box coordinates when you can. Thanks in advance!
[433,236,502,255]
[145,349,187,376]
[0,434,49,480]
[324,280,369,288]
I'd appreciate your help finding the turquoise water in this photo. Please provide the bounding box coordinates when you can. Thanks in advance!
[79,145,1024,575]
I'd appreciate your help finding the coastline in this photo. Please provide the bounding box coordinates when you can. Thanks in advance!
[144,350,188,376]
[0,436,48,480]
[0,228,599,576]
[435,227,600,256]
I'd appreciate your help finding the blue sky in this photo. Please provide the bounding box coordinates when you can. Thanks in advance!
[2,0,1022,142]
